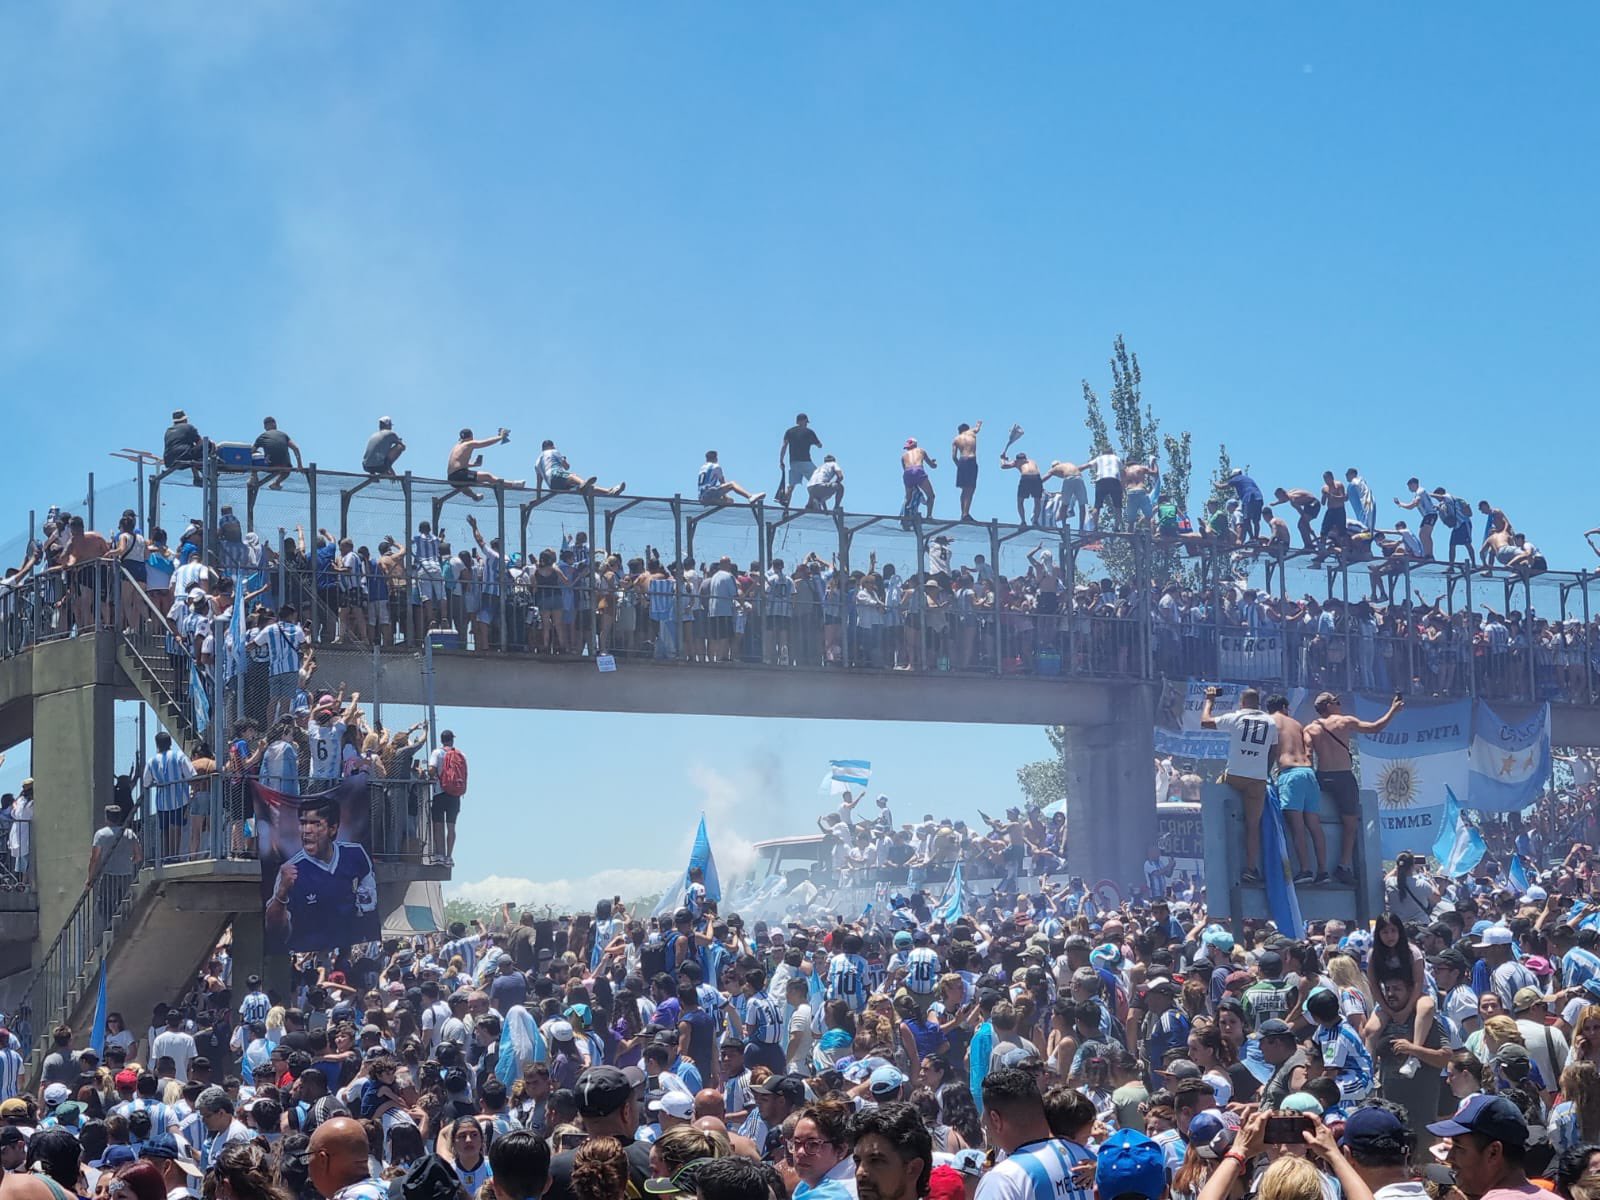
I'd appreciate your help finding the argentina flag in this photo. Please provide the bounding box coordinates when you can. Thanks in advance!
[1467,701,1551,814]
[1430,786,1486,877]
[822,759,871,795]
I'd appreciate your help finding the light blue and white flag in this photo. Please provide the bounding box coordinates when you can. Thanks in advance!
[89,961,108,1057]
[1261,783,1303,938]
[1467,701,1552,814]
[1508,853,1530,896]
[1431,785,1486,877]
[822,759,872,796]
[935,865,966,924]
[688,814,721,903]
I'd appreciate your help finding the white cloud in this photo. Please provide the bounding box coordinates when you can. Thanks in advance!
[447,869,677,913]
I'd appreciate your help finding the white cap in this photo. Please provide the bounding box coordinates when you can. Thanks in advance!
[648,1091,694,1120]
[1521,885,1549,904]
[1474,924,1514,947]
[43,1083,69,1106]
[548,1020,575,1041]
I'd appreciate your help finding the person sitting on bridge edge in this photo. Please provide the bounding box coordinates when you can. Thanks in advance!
[362,415,406,476]
[446,427,522,502]
[249,416,303,496]
[698,450,763,506]
[534,440,624,498]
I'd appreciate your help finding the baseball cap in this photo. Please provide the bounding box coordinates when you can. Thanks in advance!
[1340,1106,1407,1153]
[1185,1110,1241,1160]
[647,1090,694,1121]
[950,1150,986,1179]
[869,1065,908,1095]
[114,1069,139,1089]
[1473,924,1514,947]
[0,1128,24,1148]
[1522,885,1549,904]
[1430,949,1470,974]
[1281,1092,1323,1114]
[754,1073,806,1105]
[0,1099,28,1120]
[141,1133,205,1176]
[1201,925,1235,953]
[1427,1094,1530,1146]
[893,931,913,949]
[576,1066,633,1118]
[1258,1019,1295,1040]
[42,1083,69,1107]
[101,1146,137,1168]
[1095,1129,1168,1200]
[1255,949,1284,978]
[927,1166,966,1200]
[547,1020,575,1042]
[1512,986,1544,1013]
[1160,1059,1201,1081]
[1145,979,1181,999]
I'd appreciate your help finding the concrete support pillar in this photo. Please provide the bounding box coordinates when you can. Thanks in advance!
[33,682,117,951]
[1063,685,1158,890]
[228,914,292,1002]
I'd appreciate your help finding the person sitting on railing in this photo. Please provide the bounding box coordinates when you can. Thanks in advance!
[362,416,405,477]
[248,416,304,497]
[534,439,624,498]
[446,427,522,502]
[163,409,205,485]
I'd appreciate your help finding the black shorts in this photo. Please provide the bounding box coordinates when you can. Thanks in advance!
[1300,499,1322,520]
[1094,479,1123,508]
[1420,511,1439,528]
[955,458,978,490]
[448,467,475,484]
[709,615,733,640]
[1316,769,1361,817]
[1019,475,1044,501]
[431,792,462,824]
[1449,522,1472,547]
[1035,591,1059,615]
[1321,507,1347,534]
[547,474,579,492]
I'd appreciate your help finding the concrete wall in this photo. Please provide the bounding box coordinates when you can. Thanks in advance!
[1063,688,1159,888]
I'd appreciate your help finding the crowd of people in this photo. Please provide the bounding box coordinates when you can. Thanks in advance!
[12,830,1600,1200]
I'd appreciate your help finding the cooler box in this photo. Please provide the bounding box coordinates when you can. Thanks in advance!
[427,629,461,651]
[215,442,258,468]
[1034,649,1062,676]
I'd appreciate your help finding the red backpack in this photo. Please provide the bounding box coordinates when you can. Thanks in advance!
[438,747,468,797]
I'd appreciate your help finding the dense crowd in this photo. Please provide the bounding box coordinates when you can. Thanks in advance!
[9,846,1600,1200]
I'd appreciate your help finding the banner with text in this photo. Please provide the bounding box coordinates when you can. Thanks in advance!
[1218,632,1286,682]
[1356,696,1471,861]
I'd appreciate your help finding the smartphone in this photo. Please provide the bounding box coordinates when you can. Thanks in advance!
[1264,1116,1312,1144]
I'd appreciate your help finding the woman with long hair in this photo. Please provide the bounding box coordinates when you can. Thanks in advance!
[647,1127,718,1184]
[1553,1063,1600,1155]
[812,1000,855,1073]
[939,1083,983,1150]
[441,1115,493,1195]
[571,1137,630,1200]
[1366,913,1426,998]
[1448,1049,1487,1104]
[1186,1023,1236,1106]
[1046,999,1078,1081]
[1211,999,1259,1105]
[202,1143,294,1200]
[110,1162,169,1200]
[1326,952,1372,1030]
[1554,1144,1600,1200]
[1571,1006,1600,1070]
[908,1087,967,1154]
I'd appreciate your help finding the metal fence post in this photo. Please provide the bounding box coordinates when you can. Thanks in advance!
[496,487,508,654]
[1465,566,1476,699]
[1584,573,1594,705]
[308,465,320,644]
[672,496,686,662]
[87,472,95,533]
[912,513,927,672]
[837,510,851,669]
[402,472,414,647]
[990,521,1003,676]
[586,493,599,657]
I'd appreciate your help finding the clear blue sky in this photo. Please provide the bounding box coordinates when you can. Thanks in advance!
[3,5,1595,905]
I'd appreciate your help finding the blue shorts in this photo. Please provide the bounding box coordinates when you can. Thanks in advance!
[1277,766,1320,813]
[787,460,814,489]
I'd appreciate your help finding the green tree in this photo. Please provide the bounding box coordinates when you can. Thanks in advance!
[1016,725,1067,811]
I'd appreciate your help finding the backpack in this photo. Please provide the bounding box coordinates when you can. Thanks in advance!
[438,747,468,797]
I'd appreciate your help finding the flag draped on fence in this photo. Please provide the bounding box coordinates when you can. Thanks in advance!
[1468,701,1552,813]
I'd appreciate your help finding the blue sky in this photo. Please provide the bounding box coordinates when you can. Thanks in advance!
[3,5,1595,904]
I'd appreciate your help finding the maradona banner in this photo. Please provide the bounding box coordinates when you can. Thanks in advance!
[1355,696,1470,861]
[254,776,379,954]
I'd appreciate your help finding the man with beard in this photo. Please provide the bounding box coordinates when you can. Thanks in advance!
[851,1103,931,1200]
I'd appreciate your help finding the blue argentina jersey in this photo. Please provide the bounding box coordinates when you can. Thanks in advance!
[240,990,272,1024]
[262,621,305,677]
[0,1047,21,1101]
[745,994,782,1045]
[1565,947,1600,991]
[1313,1020,1374,1103]
[826,953,869,1011]
[282,843,376,951]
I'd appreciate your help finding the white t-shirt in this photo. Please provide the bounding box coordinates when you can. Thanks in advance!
[151,1029,198,1080]
[1214,708,1277,780]
[307,720,346,780]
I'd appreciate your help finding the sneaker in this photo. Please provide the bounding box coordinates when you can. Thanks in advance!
[1314,872,1332,885]
[1292,871,1314,885]
[1333,866,1357,885]
[1240,869,1264,886]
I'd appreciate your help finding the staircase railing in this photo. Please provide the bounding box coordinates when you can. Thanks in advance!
[14,865,140,1071]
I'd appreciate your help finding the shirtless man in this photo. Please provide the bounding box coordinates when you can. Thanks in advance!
[1262,507,1292,594]
[1199,686,1277,885]
[1272,487,1322,550]
[1044,461,1089,531]
[446,427,521,501]
[1483,502,1515,565]
[952,421,982,520]
[1305,690,1403,885]
[1123,456,1160,528]
[999,451,1044,526]
[1319,471,1349,553]
[59,514,112,629]
[1265,694,1327,886]
[901,439,938,519]
[1482,525,1517,569]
